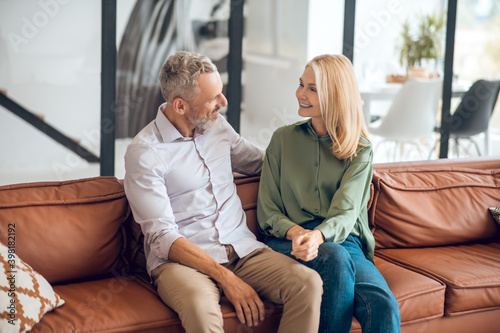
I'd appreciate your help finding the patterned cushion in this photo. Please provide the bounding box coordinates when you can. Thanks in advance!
[489,207,500,225]
[0,241,64,332]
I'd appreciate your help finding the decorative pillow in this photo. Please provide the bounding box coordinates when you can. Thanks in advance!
[489,207,500,225]
[0,241,64,332]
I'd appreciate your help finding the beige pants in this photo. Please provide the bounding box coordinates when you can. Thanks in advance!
[151,246,322,333]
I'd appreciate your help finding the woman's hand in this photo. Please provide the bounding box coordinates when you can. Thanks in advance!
[286,226,325,262]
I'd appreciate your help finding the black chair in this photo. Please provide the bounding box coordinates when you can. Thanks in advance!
[435,79,500,157]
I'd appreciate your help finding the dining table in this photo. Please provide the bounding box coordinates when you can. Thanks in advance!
[360,80,471,125]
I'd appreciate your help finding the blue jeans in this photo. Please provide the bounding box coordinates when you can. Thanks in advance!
[266,221,400,333]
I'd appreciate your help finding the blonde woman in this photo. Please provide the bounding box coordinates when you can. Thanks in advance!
[257,54,400,333]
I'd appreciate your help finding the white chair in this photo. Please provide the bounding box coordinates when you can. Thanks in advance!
[369,78,443,161]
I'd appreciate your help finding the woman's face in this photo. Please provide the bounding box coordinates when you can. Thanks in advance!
[296,66,321,119]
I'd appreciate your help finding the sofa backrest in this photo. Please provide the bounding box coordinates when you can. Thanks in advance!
[0,177,128,284]
[370,161,500,249]
[235,176,263,241]
[236,159,500,251]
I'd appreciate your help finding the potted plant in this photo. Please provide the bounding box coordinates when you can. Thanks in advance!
[398,12,446,78]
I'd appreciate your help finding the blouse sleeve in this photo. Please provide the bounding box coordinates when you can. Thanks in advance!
[315,145,373,244]
[257,136,297,239]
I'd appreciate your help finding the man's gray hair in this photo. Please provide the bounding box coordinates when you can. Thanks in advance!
[159,51,217,104]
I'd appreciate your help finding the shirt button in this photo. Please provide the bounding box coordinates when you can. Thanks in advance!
[314,162,318,166]
[315,209,319,214]
[314,186,318,191]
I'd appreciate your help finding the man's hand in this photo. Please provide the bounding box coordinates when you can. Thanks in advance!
[286,225,325,262]
[168,238,265,327]
[219,270,265,327]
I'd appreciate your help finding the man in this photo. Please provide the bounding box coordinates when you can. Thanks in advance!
[124,51,322,333]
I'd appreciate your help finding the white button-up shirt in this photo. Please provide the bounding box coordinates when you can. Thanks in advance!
[124,104,266,275]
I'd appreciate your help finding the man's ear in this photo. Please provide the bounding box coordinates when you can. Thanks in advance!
[172,97,187,115]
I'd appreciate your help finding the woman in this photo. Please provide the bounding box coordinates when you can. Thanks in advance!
[257,54,400,333]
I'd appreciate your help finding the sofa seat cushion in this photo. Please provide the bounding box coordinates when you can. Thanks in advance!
[370,167,500,249]
[377,243,500,316]
[30,276,283,333]
[376,256,445,324]
[31,277,178,333]
[0,177,128,284]
[350,256,445,332]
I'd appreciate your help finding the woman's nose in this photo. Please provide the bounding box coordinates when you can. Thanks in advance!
[296,87,305,99]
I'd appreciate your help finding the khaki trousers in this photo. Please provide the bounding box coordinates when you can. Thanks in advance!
[151,246,322,333]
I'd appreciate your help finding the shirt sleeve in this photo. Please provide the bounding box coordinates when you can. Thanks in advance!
[221,116,265,175]
[315,145,373,244]
[124,144,185,261]
[257,135,297,239]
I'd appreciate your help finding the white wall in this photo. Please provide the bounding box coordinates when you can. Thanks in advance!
[307,0,344,60]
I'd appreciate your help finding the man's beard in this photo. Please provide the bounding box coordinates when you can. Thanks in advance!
[189,111,218,130]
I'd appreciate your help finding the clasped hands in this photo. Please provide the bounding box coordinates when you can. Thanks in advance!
[287,225,325,262]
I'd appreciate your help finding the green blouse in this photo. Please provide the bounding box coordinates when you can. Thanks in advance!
[257,119,375,261]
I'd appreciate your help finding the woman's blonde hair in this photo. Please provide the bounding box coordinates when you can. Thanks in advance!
[306,54,368,160]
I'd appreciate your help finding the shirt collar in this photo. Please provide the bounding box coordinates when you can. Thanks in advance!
[155,103,186,143]
[295,118,330,139]
[156,103,208,142]
[295,118,311,128]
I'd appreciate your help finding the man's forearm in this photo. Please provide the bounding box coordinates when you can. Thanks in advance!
[168,237,230,283]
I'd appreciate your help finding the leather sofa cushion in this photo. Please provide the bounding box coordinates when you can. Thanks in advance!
[377,243,500,316]
[350,255,445,332]
[371,167,500,248]
[374,256,445,325]
[0,177,128,284]
[32,276,283,333]
[32,276,181,333]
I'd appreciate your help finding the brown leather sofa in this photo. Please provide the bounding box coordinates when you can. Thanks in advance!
[1,157,500,332]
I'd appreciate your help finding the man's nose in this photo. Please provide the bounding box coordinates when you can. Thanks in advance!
[220,94,228,107]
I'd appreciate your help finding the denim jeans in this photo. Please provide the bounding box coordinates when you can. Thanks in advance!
[266,221,401,333]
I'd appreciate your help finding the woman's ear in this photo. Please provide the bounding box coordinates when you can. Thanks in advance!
[172,97,187,115]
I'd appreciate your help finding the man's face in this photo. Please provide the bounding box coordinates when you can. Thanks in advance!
[186,72,228,130]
